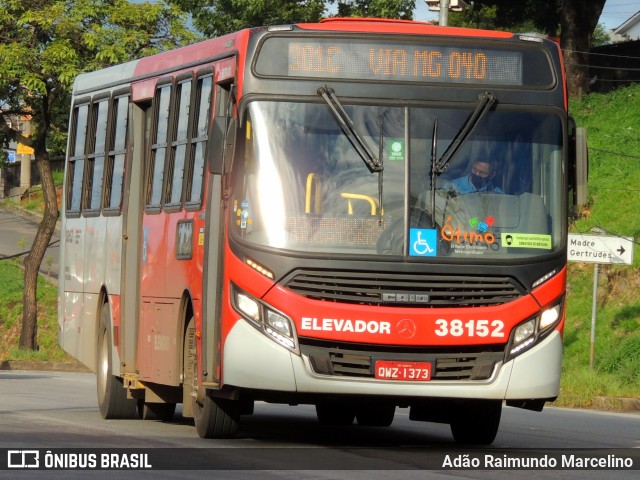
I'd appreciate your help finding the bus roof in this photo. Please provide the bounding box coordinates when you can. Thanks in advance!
[72,18,553,98]
[301,17,515,39]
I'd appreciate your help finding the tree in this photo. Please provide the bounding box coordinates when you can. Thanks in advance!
[172,0,327,37]
[0,0,197,350]
[448,0,606,97]
[558,0,606,97]
[335,0,415,19]
[591,23,611,48]
[171,0,415,37]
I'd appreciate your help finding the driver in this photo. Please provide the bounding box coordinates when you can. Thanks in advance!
[442,160,503,194]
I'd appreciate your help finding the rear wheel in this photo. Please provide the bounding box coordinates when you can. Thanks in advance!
[450,400,502,445]
[96,302,137,419]
[316,403,356,426]
[184,316,239,438]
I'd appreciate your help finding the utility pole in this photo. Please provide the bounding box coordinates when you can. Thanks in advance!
[440,0,450,27]
[427,1,468,26]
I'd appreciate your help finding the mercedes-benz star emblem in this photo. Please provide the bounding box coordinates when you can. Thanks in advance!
[396,319,417,339]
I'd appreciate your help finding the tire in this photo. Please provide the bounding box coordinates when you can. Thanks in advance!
[184,316,239,438]
[96,302,137,419]
[193,394,240,439]
[316,403,356,426]
[356,404,395,427]
[182,318,196,419]
[450,400,502,445]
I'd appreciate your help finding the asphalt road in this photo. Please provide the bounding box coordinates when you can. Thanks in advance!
[0,206,60,280]
[0,370,638,479]
[0,207,637,478]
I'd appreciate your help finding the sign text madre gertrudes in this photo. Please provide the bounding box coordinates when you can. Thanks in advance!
[567,233,634,265]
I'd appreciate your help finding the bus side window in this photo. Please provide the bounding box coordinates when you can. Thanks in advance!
[66,103,89,216]
[165,77,192,208]
[185,74,213,207]
[103,94,129,212]
[145,83,172,210]
[84,98,109,214]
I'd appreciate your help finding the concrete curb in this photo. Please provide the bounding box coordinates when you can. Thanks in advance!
[0,360,90,373]
[592,396,640,412]
[1,202,61,233]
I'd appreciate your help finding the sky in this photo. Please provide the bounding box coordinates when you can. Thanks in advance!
[413,0,640,31]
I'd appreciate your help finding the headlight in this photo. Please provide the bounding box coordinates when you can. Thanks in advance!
[266,310,292,337]
[540,304,561,330]
[513,319,535,344]
[236,292,260,323]
[231,284,299,354]
[507,297,564,360]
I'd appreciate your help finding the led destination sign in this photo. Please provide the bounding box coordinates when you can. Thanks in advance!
[256,37,537,86]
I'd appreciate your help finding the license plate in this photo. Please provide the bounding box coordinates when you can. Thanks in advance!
[374,360,432,381]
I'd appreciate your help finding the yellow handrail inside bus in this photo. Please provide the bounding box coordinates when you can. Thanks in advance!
[340,193,378,215]
[305,173,322,213]
[306,173,381,216]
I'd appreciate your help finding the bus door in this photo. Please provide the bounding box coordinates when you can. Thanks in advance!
[135,74,190,386]
[132,58,235,387]
[199,57,236,388]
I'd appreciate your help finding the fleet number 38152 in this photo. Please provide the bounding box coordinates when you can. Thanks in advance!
[434,319,505,338]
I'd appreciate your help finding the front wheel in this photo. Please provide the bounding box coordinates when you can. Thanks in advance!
[184,316,239,438]
[193,394,240,439]
[96,302,137,419]
[450,400,502,445]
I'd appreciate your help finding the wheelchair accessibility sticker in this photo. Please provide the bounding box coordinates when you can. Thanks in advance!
[409,228,438,256]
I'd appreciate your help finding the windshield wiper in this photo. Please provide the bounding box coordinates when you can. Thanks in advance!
[317,85,383,173]
[431,91,496,177]
[429,92,496,224]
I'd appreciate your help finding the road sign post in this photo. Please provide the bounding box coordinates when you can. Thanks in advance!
[590,263,598,373]
[567,233,634,372]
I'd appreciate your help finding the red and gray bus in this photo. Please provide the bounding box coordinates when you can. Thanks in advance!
[59,18,575,444]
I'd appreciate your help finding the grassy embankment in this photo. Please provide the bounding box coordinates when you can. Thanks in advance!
[559,84,640,406]
[1,87,639,407]
[0,260,67,361]
[0,170,67,362]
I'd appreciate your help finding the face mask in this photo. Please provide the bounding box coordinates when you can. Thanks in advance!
[470,174,490,189]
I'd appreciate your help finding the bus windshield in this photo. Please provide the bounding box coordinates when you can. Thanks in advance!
[229,100,564,259]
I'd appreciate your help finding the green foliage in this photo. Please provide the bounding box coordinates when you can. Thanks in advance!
[591,23,611,47]
[570,85,640,248]
[171,0,416,37]
[336,0,415,19]
[0,260,67,361]
[0,260,22,304]
[446,0,558,34]
[172,0,328,37]
[52,169,65,187]
[598,332,640,384]
[557,83,640,405]
[0,0,198,157]
[0,0,198,351]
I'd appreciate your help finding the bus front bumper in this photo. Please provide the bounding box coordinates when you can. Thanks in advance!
[223,319,562,401]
